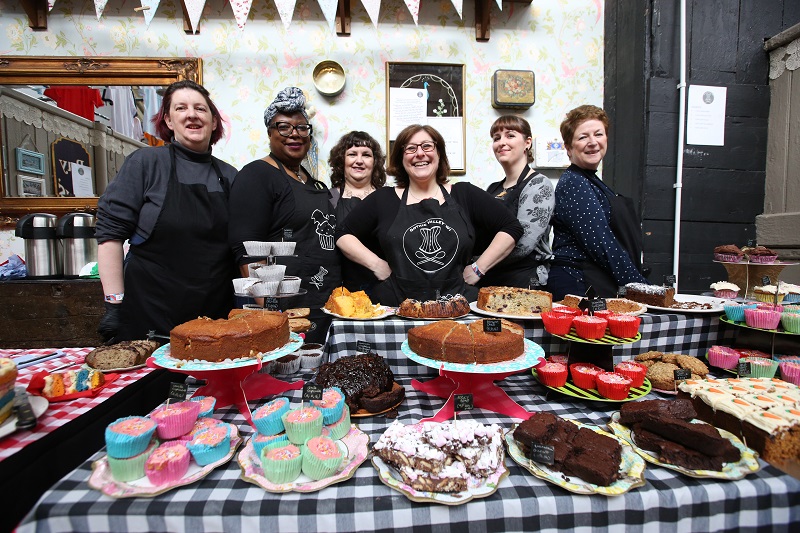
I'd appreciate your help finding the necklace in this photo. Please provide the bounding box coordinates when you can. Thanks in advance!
[408,188,440,202]
[343,186,374,199]
[286,166,305,184]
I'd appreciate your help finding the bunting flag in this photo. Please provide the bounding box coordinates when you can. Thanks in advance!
[403,0,420,25]
[450,0,463,19]
[360,0,381,27]
[48,0,57,11]
[139,0,161,28]
[274,0,297,30]
[229,0,254,29]
[496,0,502,10]
[317,0,338,30]
[184,0,207,33]
[93,0,108,20]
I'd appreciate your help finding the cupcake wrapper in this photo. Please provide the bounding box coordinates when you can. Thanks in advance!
[261,447,303,484]
[105,418,157,459]
[607,321,640,339]
[299,352,324,370]
[243,241,272,256]
[615,367,646,388]
[152,402,201,440]
[252,434,289,457]
[537,367,568,387]
[187,432,231,467]
[541,313,574,336]
[714,253,742,263]
[273,356,301,375]
[279,277,302,294]
[748,255,778,264]
[249,281,280,297]
[270,242,297,256]
[573,319,607,340]
[255,265,287,282]
[301,445,344,481]
[743,358,779,378]
[783,293,800,303]
[253,398,290,436]
[714,290,739,300]
[313,388,345,425]
[780,313,800,334]
[190,396,216,418]
[744,309,782,330]
[754,292,785,304]
[233,277,260,294]
[282,411,323,445]
[145,445,191,486]
[107,440,158,482]
[570,372,597,390]
[596,379,631,400]
[723,304,756,323]
[326,406,351,441]
[707,347,741,369]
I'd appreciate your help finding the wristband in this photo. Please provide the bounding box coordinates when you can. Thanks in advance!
[471,262,484,278]
[104,293,124,302]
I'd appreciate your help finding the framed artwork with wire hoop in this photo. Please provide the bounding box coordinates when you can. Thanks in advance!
[386,62,466,174]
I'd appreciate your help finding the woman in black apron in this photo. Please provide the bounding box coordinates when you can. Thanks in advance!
[96,80,238,342]
[336,125,522,307]
[228,87,341,343]
[548,105,649,300]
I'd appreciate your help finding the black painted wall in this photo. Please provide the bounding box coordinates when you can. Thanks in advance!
[604,0,800,293]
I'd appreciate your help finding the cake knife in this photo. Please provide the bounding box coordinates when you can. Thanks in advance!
[13,387,38,430]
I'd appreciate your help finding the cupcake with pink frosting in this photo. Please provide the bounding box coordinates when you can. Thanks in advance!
[281,407,323,445]
[252,397,290,436]
[744,308,782,330]
[710,281,740,300]
[186,424,232,466]
[707,346,741,369]
[596,372,633,400]
[145,441,191,486]
[311,387,345,425]
[302,436,344,480]
[150,401,201,440]
[779,361,800,386]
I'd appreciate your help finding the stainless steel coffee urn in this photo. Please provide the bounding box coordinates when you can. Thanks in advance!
[57,213,97,278]
[15,213,63,278]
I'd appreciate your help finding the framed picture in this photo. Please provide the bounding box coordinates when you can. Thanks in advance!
[17,174,46,197]
[386,62,466,174]
[15,148,46,175]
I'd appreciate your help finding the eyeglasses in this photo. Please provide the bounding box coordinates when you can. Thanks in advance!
[270,122,313,137]
[403,141,437,155]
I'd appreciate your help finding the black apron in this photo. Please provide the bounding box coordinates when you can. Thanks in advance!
[119,144,234,340]
[332,187,375,294]
[372,185,476,306]
[272,157,341,343]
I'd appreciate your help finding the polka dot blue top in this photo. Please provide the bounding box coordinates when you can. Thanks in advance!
[551,165,647,286]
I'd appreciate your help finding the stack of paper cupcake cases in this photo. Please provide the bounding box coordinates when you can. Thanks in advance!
[298,343,324,371]
[742,357,779,378]
[779,361,800,386]
[270,241,297,256]
[243,241,272,257]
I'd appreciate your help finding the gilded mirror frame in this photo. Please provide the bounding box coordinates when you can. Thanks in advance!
[0,56,202,225]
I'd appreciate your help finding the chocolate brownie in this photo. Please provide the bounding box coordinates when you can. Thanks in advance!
[619,399,697,426]
[633,427,726,471]
[639,415,740,462]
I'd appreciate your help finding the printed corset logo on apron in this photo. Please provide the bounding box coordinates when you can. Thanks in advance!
[403,217,460,274]
[311,209,336,251]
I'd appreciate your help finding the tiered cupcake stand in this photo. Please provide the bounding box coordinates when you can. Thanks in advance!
[715,259,798,299]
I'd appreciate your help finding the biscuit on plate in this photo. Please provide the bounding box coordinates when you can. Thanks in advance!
[289,318,312,332]
[676,354,709,376]
[635,351,664,362]
[286,308,310,318]
[647,361,680,390]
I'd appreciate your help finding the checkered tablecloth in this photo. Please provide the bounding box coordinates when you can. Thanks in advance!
[16,329,800,532]
[0,348,155,462]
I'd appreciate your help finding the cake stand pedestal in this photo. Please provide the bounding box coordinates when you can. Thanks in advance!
[715,260,798,299]
[402,339,545,422]
[147,334,304,427]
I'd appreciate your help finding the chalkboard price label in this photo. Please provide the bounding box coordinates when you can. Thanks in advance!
[283,228,293,240]
[483,319,502,333]
[356,340,372,354]
[747,239,756,247]
[454,394,473,411]
[168,382,188,401]
[529,278,537,290]
[264,297,279,311]
[737,361,751,377]
[527,443,555,465]
[590,299,607,313]
[302,383,323,401]
[673,368,691,382]
[617,286,627,297]
[663,275,676,287]
[761,276,771,286]
[577,298,590,311]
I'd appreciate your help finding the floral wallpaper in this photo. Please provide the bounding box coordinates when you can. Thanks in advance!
[0,0,603,261]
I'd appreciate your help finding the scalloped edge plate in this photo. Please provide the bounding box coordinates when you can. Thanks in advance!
[531,369,652,402]
[238,425,369,493]
[607,412,761,480]
[504,420,647,496]
[150,333,303,371]
[402,338,545,374]
[645,294,731,314]
[321,306,396,321]
[468,301,561,320]
[88,423,242,498]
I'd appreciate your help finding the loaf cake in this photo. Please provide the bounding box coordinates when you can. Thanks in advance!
[373,420,504,493]
[170,311,289,362]
[476,287,552,316]
[408,318,525,364]
[314,353,404,412]
[561,295,645,315]
[397,294,470,318]
[85,340,160,370]
[623,283,675,307]
[513,412,622,486]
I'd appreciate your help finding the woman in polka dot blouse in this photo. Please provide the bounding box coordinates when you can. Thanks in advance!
[547,105,648,300]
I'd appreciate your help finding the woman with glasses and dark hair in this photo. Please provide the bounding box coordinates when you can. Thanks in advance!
[336,124,522,306]
[96,80,238,342]
[228,87,340,342]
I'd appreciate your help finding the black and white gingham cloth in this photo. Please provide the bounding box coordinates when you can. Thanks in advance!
[17,313,798,533]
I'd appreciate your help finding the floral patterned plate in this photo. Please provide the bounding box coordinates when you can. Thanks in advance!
[238,425,369,492]
[504,420,647,496]
[88,423,241,498]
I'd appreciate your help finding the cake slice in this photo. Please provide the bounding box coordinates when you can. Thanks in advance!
[619,399,696,426]
[638,415,740,462]
[624,283,675,307]
[633,427,727,471]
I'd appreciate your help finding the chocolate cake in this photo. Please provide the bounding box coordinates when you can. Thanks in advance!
[397,294,470,318]
[624,283,675,308]
[632,427,727,471]
[637,414,740,462]
[314,353,404,412]
[619,399,696,426]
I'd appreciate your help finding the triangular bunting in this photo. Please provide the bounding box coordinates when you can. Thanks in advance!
[184,0,207,33]
[317,0,338,30]
[360,0,381,27]
[229,0,254,29]
[403,0,420,25]
[274,0,297,30]
[48,0,57,11]
[450,0,463,19]
[495,0,502,10]
[139,0,161,28]
[93,0,108,20]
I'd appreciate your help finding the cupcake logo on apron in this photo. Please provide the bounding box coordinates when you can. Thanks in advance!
[403,218,459,274]
[311,209,336,251]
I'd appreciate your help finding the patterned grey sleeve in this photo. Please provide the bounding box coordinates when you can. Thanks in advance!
[509,174,555,259]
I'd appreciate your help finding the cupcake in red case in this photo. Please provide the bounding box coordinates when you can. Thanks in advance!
[572,316,608,340]
[607,315,641,338]
[615,361,647,387]
[707,345,741,369]
[779,361,800,386]
[548,354,569,365]
[596,372,633,400]
[710,281,740,300]
[540,311,574,336]
[537,362,568,387]
[743,308,781,330]
[569,363,603,389]
[591,310,615,320]
[552,306,583,318]
[735,348,772,359]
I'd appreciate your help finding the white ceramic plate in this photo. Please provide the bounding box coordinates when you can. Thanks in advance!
[469,301,566,320]
[84,362,146,373]
[0,395,48,439]
[88,423,241,498]
[395,311,471,321]
[645,294,731,314]
[150,333,303,371]
[560,296,647,316]
[321,306,395,321]
[402,338,545,374]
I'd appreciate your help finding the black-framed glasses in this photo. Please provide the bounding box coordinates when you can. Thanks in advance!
[269,122,313,137]
[403,141,437,155]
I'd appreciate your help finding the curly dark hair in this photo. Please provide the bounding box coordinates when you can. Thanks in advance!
[387,125,450,188]
[328,131,387,189]
[153,80,225,146]
[559,104,609,148]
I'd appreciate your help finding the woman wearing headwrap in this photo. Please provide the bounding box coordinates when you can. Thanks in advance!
[229,87,341,343]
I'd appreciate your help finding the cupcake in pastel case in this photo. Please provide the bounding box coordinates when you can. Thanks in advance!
[273,354,300,375]
[569,363,603,389]
[782,283,800,303]
[753,284,787,304]
[179,417,224,443]
[540,311,574,336]
[710,281,740,300]
[723,302,757,322]
[779,362,800,386]
[252,433,289,458]
[596,372,633,400]
[707,345,742,369]
[243,241,272,257]
[107,439,159,483]
[145,441,191,486]
[254,264,287,282]
[261,442,303,484]
[607,314,641,338]
[713,244,744,263]
[190,396,216,418]
[105,416,157,459]
[326,405,352,441]
[150,400,202,440]
[298,343,324,371]
[781,312,800,334]
[302,436,344,481]
[279,276,302,294]
[615,361,647,388]
[742,357,779,379]
[312,387,345,425]
[282,407,323,445]
[252,397,290,436]
[572,315,608,340]
[744,308,782,330]
[186,424,232,466]
[536,362,569,387]
[270,241,297,256]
